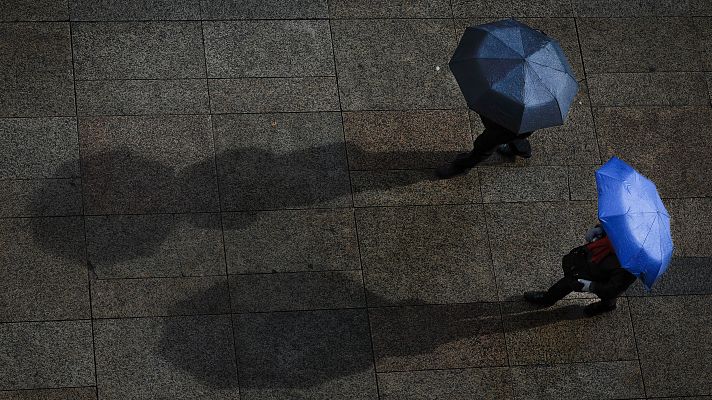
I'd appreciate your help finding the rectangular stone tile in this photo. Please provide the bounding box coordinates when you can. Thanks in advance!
[72,22,205,80]
[377,367,512,400]
[204,20,334,78]
[223,208,359,273]
[595,106,712,198]
[707,73,712,101]
[567,164,599,201]
[201,0,327,19]
[70,0,200,20]
[0,178,82,217]
[209,77,339,113]
[344,110,472,170]
[452,0,574,17]
[626,256,712,296]
[357,204,497,305]
[511,361,644,399]
[0,217,89,322]
[503,300,637,365]
[666,197,712,258]
[0,387,97,400]
[79,115,219,214]
[213,112,351,210]
[370,303,506,371]
[0,320,94,389]
[698,18,712,71]
[588,72,709,106]
[76,79,209,116]
[332,19,461,110]
[479,166,569,203]
[351,169,481,207]
[230,271,365,312]
[234,309,377,400]
[574,0,695,16]
[0,0,68,21]
[0,23,74,117]
[91,276,230,318]
[578,17,702,73]
[486,201,598,300]
[329,0,450,17]
[85,213,225,278]
[94,316,239,400]
[630,295,712,397]
[0,117,78,179]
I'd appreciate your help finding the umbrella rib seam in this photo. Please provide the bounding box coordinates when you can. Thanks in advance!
[524,63,563,124]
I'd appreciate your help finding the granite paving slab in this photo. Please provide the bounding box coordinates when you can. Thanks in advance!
[356,204,497,305]
[223,208,359,274]
[234,309,378,400]
[478,166,569,203]
[0,217,89,322]
[328,0,451,18]
[94,315,240,400]
[0,320,95,389]
[0,387,97,400]
[567,164,600,201]
[85,213,225,278]
[626,256,712,296]
[573,0,697,16]
[203,20,334,78]
[0,178,82,217]
[79,115,219,214]
[331,18,462,110]
[0,23,74,117]
[0,0,68,21]
[72,22,205,80]
[200,0,328,19]
[630,295,712,397]
[697,18,712,71]
[377,367,512,400]
[69,0,200,20]
[588,72,709,106]
[665,197,712,258]
[213,112,351,210]
[452,0,574,17]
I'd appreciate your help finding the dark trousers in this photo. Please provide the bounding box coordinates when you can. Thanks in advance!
[454,116,533,168]
[545,277,618,307]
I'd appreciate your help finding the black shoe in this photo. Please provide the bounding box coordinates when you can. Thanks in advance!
[434,162,470,179]
[523,291,555,307]
[583,301,617,317]
[496,143,532,159]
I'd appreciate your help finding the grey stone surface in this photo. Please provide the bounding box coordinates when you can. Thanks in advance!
[574,0,701,16]
[210,77,339,113]
[485,201,598,300]
[0,178,82,217]
[331,19,462,110]
[577,17,702,73]
[91,276,230,318]
[94,316,240,400]
[697,18,712,71]
[76,79,209,116]
[594,106,712,198]
[626,256,712,296]
[452,0,574,16]
[0,320,95,389]
[0,0,68,21]
[0,217,89,322]
[630,295,712,397]
[567,164,600,201]
[79,115,219,214]
[70,0,200,20]
[502,300,637,365]
[329,0,450,17]
[85,213,225,278]
[369,303,507,371]
[201,0,328,19]
[223,208,359,274]
[0,387,97,400]
[230,271,365,312]
[377,367,512,400]
[203,20,334,78]
[666,197,712,258]
[72,22,205,80]
[351,168,481,207]
[234,309,378,400]
[588,72,709,106]
[213,112,351,210]
[0,23,74,117]
[356,205,497,305]
[344,110,472,170]
[478,166,569,203]
[0,117,79,179]
[510,361,644,399]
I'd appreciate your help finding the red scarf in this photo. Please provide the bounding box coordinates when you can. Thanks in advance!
[586,236,614,264]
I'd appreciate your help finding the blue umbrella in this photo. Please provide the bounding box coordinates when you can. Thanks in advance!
[596,157,673,289]
[449,19,579,134]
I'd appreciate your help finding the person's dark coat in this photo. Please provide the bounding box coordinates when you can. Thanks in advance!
[562,245,636,299]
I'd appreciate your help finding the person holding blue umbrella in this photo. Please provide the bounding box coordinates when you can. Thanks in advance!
[436,18,579,179]
[524,157,674,316]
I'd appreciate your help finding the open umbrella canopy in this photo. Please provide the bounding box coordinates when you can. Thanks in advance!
[449,18,579,134]
[596,157,674,289]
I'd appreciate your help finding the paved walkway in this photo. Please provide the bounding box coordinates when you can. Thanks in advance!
[1,0,711,399]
